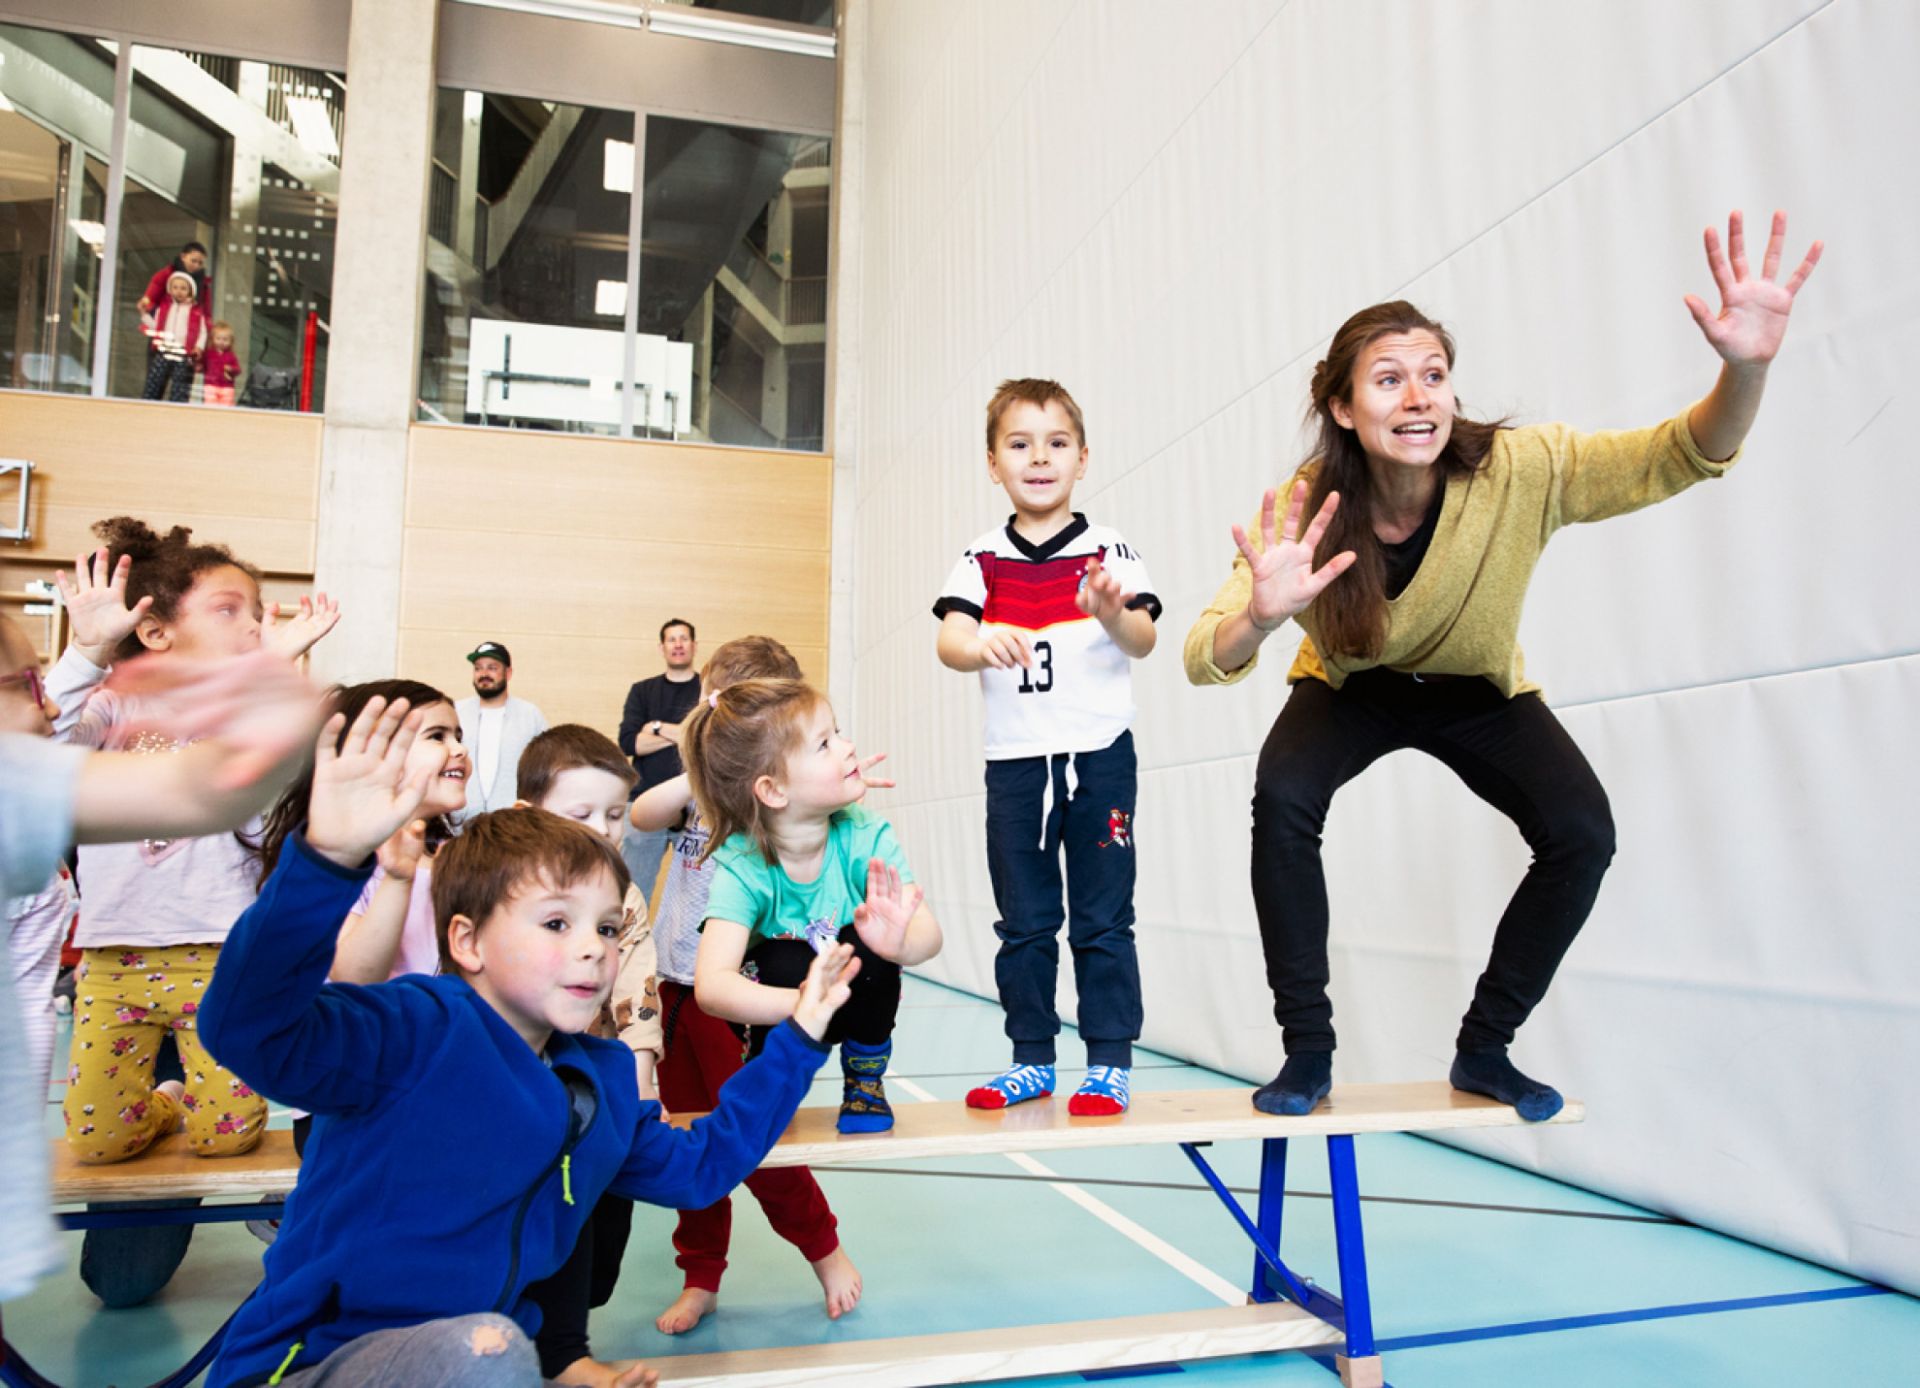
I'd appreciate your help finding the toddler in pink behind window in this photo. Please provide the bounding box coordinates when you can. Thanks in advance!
[201,321,240,408]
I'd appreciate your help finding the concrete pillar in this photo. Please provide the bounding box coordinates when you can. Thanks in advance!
[311,0,438,683]
[824,0,863,714]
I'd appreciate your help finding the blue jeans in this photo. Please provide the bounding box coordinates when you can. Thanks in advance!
[620,827,674,901]
[275,1314,545,1388]
[984,732,1141,1069]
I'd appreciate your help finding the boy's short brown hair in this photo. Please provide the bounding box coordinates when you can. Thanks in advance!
[701,635,801,693]
[431,807,632,972]
[985,377,1086,451]
[516,724,638,805]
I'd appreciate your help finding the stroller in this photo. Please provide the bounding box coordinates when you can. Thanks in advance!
[239,363,300,410]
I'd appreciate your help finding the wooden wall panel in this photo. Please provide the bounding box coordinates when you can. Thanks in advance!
[0,392,322,575]
[404,425,830,550]
[398,425,833,738]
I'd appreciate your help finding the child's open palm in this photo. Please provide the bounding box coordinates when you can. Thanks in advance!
[57,549,152,666]
[1075,556,1133,624]
[851,859,923,963]
[377,818,430,882]
[264,593,342,660]
[307,697,441,868]
[792,942,861,1041]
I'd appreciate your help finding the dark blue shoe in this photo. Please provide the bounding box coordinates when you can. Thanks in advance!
[1252,1052,1332,1116]
[1450,1051,1563,1122]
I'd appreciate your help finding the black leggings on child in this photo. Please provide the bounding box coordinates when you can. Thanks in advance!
[745,924,900,1058]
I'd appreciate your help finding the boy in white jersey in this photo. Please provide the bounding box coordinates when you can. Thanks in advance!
[934,379,1159,1114]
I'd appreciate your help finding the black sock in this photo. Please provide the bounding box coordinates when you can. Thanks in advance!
[1449,1051,1563,1122]
[1252,1050,1332,1116]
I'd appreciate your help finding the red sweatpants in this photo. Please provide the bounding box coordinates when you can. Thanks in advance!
[656,980,839,1291]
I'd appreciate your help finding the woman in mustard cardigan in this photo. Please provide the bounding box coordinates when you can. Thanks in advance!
[1184,211,1821,1121]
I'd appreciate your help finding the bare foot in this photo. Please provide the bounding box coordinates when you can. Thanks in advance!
[811,1245,862,1320]
[555,1356,656,1388]
[655,1286,717,1335]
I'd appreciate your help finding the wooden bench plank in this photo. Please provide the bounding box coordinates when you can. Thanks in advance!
[50,1082,1580,1204]
[649,1301,1344,1388]
[51,1130,300,1206]
[673,1080,1583,1168]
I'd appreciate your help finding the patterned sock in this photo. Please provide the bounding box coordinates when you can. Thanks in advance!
[838,1037,894,1134]
[965,1063,1056,1110]
[1068,1065,1131,1116]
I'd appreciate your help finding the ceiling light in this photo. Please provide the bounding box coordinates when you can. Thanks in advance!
[454,0,642,27]
[604,138,634,194]
[284,95,340,159]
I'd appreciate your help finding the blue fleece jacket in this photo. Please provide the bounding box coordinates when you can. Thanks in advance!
[198,834,828,1388]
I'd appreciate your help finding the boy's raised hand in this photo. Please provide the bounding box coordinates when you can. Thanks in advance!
[1075,556,1134,624]
[851,858,924,963]
[58,548,152,667]
[792,941,861,1041]
[264,592,342,660]
[306,696,441,869]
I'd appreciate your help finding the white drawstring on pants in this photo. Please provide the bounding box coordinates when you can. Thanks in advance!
[1037,751,1080,850]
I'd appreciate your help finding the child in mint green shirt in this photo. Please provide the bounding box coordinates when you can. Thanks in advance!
[687,679,943,1133]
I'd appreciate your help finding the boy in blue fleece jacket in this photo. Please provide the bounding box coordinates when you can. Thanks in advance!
[199,696,858,1388]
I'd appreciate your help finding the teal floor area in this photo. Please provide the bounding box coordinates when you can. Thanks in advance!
[13,974,1918,1387]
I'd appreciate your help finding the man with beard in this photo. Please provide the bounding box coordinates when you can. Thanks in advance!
[617,619,701,898]
[455,641,547,824]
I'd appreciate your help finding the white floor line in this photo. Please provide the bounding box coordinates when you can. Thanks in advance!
[1003,1151,1245,1306]
[884,1070,939,1104]
[883,1069,1242,1305]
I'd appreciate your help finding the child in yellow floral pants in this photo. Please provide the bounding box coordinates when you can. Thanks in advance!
[64,944,266,1163]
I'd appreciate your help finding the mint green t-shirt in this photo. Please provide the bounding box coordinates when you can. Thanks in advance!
[703,804,913,951]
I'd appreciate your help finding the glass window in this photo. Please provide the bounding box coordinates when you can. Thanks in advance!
[676,1,836,29]
[111,49,343,409]
[0,22,115,394]
[418,93,635,436]
[640,117,829,451]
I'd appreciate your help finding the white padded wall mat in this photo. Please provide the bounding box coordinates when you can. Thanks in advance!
[850,0,1919,1290]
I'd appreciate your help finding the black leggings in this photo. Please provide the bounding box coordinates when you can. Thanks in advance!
[745,924,900,1058]
[1251,671,1615,1056]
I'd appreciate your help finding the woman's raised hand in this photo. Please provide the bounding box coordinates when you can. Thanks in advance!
[57,549,151,667]
[264,592,342,660]
[307,696,441,868]
[857,751,896,791]
[1232,482,1357,630]
[852,858,924,963]
[1685,210,1822,369]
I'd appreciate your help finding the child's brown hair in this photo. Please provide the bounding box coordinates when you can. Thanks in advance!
[92,516,262,663]
[701,635,801,693]
[985,377,1087,451]
[681,678,826,867]
[516,724,638,806]
[430,807,631,972]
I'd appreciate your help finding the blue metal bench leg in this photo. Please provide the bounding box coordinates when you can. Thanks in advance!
[2,1310,236,1388]
[1251,1137,1288,1303]
[1326,1134,1383,1388]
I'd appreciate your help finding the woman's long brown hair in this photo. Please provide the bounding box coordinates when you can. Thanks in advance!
[1302,301,1506,660]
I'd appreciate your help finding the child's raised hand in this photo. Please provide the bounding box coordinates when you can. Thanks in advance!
[791,941,861,1042]
[58,549,152,667]
[109,650,323,790]
[306,696,440,868]
[264,592,342,659]
[851,858,924,963]
[970,626,1034,671]
[857,751,895,791]
[377,818,430,882]
[1075,556,1134,624]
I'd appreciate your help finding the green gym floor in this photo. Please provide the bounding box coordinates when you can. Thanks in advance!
[15,974,1919,1387]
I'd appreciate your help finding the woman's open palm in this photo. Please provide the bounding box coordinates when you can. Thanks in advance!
[1233,482,1356,629]
[1686,209,1822,369]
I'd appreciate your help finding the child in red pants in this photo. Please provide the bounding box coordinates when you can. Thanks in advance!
[634,635,859,1333]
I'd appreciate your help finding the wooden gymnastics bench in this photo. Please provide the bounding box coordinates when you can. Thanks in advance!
[652,1082,1585,1388]
[32,1085,1582,1388]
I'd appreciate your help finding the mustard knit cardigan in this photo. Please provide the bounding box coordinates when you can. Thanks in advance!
[1183,408,1740,698]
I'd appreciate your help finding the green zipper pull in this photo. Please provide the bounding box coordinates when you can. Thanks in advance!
[562,1153,574,1205]
[268,1341,305,1385]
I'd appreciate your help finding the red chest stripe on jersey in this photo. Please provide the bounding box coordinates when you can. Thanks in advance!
[979,548,1105,631]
